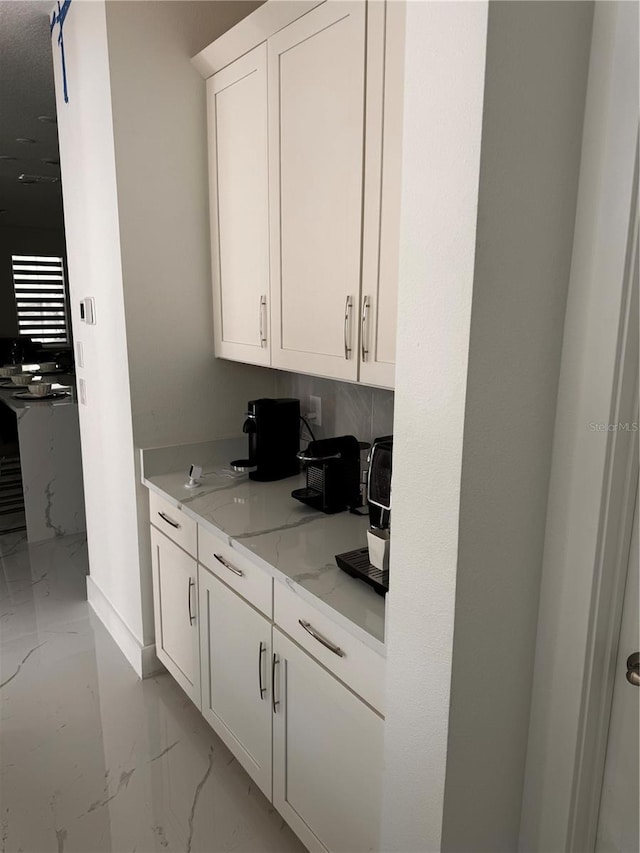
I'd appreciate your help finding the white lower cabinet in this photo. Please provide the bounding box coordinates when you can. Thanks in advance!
[150,526,201,708]
[150,508,385,853]
[272,627,384,853]
[198,567,273,799]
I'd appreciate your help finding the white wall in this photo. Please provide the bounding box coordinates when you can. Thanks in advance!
[105,0,273,452]
[103,0,275,649]
[53,0,144,661]
[520,3,639,850]
[441,3,593,850]
[382,1,593,849]
[53,0,276,673]
[380,3,489,850]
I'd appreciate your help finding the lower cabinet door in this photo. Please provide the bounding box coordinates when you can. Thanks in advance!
[150,526,200,707]
[272,627,384,853]
[199,567,273,799]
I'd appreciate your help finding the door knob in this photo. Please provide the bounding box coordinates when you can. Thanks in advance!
[626,652,640,687]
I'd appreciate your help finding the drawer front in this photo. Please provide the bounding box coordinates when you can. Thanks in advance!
[198,525,273,618]
[149,490,197,557]
[274,581,385,713]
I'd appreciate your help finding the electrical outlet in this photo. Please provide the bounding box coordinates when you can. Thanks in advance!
[308,395,322,427]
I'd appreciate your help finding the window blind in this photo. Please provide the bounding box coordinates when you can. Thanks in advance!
[11,255,69,345]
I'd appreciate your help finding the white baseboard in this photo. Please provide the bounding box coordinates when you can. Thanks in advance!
[141,642,165,678]
[87,576,165,679]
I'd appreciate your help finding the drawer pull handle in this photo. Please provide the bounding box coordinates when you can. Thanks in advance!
[272,653,279,713]
[213,553,243,577]
[258,641,267,700]
[298,619,345,658]
[158,511,180,529]
[343,295,353,359]
[361,295,370,361]
[259,295,267,347]
[188,577,195,625]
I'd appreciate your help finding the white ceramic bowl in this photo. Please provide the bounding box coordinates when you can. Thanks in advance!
[0,365,21,377]
[11,374,34,386]
[37,362,58,372]
[28,383,53,397]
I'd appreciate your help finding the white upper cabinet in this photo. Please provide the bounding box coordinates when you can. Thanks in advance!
[360,0,404,388]
[207,44,271,366]
[197,0,404,388]
[268,1,366,381]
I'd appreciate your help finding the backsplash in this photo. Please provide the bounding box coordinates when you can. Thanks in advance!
[274,372,394,447]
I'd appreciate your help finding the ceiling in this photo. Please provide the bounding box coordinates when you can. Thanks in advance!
[0,1,64,230]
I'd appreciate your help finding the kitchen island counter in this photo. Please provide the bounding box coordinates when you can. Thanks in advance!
[141,438,385,653]
[0,380,85,541]
[0,375,76,413]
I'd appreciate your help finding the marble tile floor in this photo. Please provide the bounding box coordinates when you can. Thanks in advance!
[0,532,307,853]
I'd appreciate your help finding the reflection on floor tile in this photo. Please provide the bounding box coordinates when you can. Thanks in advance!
[0,534,307,853]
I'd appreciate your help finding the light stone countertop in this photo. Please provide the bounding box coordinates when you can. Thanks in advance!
[141,438,386,654]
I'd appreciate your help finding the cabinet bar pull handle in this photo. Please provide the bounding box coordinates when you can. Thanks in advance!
[258,641,267,699]
[213,553,243,577]
[272,653,279,713]
[188,578,195,625]
[361,295,370,361]
[259,295,267,347]
[343,295,353,359]
[298,619,345,657]
[158,511,180,529]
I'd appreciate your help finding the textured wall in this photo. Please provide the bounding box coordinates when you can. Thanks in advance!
[380,3,489,850]
[442,3,594,850]
[521,3,639,849]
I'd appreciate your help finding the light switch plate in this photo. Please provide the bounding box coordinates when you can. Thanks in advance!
[80,297,96,325]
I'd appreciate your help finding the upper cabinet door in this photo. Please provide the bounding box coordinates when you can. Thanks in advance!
[207,44,271,366]
[360,0,405,389]
[268,1,366,381]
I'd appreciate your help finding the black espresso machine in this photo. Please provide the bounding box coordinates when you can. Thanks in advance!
[231,398,300,481]
[292,435,361,514]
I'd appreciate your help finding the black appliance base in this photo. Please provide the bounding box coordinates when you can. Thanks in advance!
[249,468,299,482]
[335,547,388,596]
[291,486,348,514]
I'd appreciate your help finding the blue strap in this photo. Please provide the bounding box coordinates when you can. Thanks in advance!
[51,0,72,103]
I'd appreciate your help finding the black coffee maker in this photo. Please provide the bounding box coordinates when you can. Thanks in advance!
[292,435,361,514]
[231,398,300,482]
